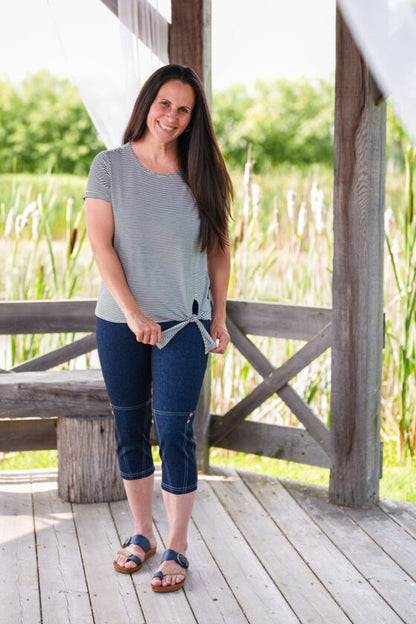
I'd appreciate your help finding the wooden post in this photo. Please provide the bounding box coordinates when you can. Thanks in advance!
[57,415,125,503]
[169,0,212,102]
[329,7,386,507]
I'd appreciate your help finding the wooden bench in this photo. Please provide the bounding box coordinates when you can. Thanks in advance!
[0,300,211,503]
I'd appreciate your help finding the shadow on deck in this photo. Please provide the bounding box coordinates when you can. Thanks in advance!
[1,466,416,624]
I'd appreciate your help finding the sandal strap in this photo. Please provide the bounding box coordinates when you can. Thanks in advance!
[152,567,187,580]
[121,534,151,552]
[161,549,189,569]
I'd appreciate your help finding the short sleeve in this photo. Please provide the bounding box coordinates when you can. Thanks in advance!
[83,151,111,202]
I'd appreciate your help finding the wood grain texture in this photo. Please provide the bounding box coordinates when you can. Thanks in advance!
[0,472,41,624]
[0,299,96,334]
[57,415,125,503]
[0,370,109,419]
[329,8,386,507]
[210,415,330,467]
[227,299,332,340]
[31,471,93,624]
[169,0,203,77]
[2,467,416,623]
[0,418,57,452]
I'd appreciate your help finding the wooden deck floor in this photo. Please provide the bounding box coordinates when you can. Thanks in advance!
[1,466,416,624]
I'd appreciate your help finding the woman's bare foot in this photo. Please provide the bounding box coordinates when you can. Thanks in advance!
[151,558,186,589]
[114,534,157,572]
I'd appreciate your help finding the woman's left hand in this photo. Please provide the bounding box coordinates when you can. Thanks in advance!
[210,319,230,354]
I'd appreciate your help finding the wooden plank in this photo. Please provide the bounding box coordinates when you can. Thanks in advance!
[329,6,386,507]
[278,384,331,454]
[0,418,57,452]
[0,370,109,419]
[345,505,416,582]
[210,323,331,445]
[0,300,96,335]
[284,478,416,623]
[209,465,350,623]
[0,299,332,340]
[11,334,97,372]
[378,498,416,539]
[0,471,41,624]
[149,469,248,623]
[72,501,145,624]
[241,470,402,623]
[227,299,332,340]
[226,315,275,378]
[31,469,93,624]
[190,476,299,622]
[210,415,331,467]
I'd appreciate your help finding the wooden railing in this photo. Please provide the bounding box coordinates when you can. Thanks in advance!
[0,299,332,469]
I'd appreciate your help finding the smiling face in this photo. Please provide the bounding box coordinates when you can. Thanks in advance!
[145,79,195,145]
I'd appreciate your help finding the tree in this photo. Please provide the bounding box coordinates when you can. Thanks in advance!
[212,76,335,171]
[0,71,104,175]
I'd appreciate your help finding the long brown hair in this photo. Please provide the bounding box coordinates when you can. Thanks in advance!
[123,65,232,252]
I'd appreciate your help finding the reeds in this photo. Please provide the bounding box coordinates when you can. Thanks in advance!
[211,150,333,428]
[384,145,416,459]
[1,155,414,460]
[0,175,99,368]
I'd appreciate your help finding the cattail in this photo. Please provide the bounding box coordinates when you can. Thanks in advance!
[311,181,324,234]
[273,204,279,236]
[391,237,400,266]
[287,190,296,220]
[297,201,307,238]
[384,207,394,235]
[5,207,16,237]
[15,213,29,234]
[252,182,262,219]
[32,210,40,239]
[22,201,37,220]
[69,228,78,256]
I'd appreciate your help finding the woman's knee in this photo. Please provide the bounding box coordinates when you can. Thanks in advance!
[112,399,154,479]
[153,409,198,493]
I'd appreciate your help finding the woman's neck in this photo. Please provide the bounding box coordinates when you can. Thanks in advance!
[131,136,179,175]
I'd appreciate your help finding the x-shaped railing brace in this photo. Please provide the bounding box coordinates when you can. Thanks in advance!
[210,316,332,456]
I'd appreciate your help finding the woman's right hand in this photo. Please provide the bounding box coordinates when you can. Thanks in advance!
[125,311,162,345]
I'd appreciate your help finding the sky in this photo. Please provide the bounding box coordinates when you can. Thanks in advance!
[0,0,335,90]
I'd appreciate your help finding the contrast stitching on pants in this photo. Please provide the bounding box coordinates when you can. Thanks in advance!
[110,397,151,411]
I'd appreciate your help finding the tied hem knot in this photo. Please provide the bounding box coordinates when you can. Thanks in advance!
[156,315,216,354]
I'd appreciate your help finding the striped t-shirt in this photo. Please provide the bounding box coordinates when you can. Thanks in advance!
[84,142,216,353]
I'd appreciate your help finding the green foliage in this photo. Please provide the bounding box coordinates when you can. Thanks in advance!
[0,71,105,175]
[212,77,335,172]
[384,146,416,458]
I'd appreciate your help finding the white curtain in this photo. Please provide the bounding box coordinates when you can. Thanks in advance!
[48,0,169,148]
[338,0,416,141]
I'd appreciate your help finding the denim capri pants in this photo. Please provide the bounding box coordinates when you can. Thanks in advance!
[95,316,210,495]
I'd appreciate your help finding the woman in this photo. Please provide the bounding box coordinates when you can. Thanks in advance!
[84,64,232,593]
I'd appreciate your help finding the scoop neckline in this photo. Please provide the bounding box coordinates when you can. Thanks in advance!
[128,142,180,177]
